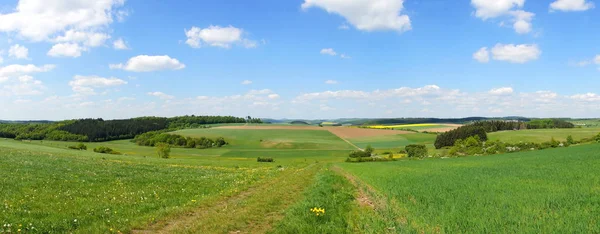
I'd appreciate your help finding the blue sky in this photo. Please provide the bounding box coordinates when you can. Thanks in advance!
[0,0,599,120]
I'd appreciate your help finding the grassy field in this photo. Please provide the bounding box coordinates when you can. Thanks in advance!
[569,119,600,128]
[0,139,277,233]
[346,132,437,150]
[339,144,600,233]
[2,125,600,233]
[489,128,600,143]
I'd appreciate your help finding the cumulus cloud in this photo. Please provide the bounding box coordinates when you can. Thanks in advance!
[471,0,534,34]
[53,30,110,47]
[0,75,45,96]
[69,75,127,95]
[241,80,253,85]
[473,47,490,63]
[47,43,86,58]
[113,38,129,50]
[0,64,55,77]
[490,44,541,63]
[595,55,600,64]
[550,0,595,11]
[510,10,534,34]
[302,0,411,32]
[571,93,600,101]
[110,55,186,72]
[471,0,525,19]
[0,0,125,41]
[325,80,339,84]
[148,91,174,100]
[320,48,337,56]
[268,94,280,99]
[8,44,28,59]
[489,87,514,95]
[184,25,257,49]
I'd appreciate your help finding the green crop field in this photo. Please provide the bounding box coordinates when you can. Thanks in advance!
[488,128,600,143]
[339,144,600,233]
[2,125,600,233]
[346,132,437,150]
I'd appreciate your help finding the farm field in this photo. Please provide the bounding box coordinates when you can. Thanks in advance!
[488,127,600,143]
[364,123,461,132]
[2,125,600,233]
[346,132,437,150]
[339,144,600,233]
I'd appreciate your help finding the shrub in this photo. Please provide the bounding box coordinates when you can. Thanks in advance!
[68,143,87,150]
[93,146,121,155]
[406,144,428,158]
[257,157,274,162]
[364,145,374,155]
[595,133,600,142]
[156,142,171,159]
[566,135,575,145]
[348,150,371,158]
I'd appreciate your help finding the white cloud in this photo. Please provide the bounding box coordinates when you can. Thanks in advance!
[571,93,600,101]
[595,55,600,64]
[320,48,337,56]
[0,75,45,96]
[0,0,125,41]
[489,87,514,95]
[268,94,280,99]
[148,91,174,100]
[184,25,257,49]
[0,64,55,77]
[491,44,541,63]
[113,38,129,50]
[340,54,352,59]
[471,0,534,34]
[69,75,127,95]
[302,0,411,32]
[510,10,534,34]
[471,0,525,19]
[47,43,86,58]
[338,24,350,30]
[53,30,110,47]
[0,54,3,64]
[110,55,186,72]
[550,0,595,11]
[473,47,490,63]
[325,80,338,84]
[241,80,253,85]
[8,44,28,59]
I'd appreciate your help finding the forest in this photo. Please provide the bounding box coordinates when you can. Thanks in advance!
[0,115,257,142]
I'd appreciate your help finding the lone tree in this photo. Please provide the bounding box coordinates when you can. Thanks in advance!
[156,142,171,159]
[364,145,374,156]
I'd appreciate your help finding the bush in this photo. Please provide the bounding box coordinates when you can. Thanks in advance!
[257,157,274,162]
[406,144,428,158]
[93,146,121,155]
[68,143,87,150]
[435,126,487,149]
[566,135,575,145]
[348,150,371,158]
[595,133,600,142]
[156,142,171,159]
[364,145,374,155]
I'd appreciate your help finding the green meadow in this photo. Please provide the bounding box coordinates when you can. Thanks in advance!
[488,127,600,143]
[1,126,599,233]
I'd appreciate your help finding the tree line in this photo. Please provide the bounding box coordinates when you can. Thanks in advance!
[0,115,258,142]
[133,131,227,149]
[435,119,576,149]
